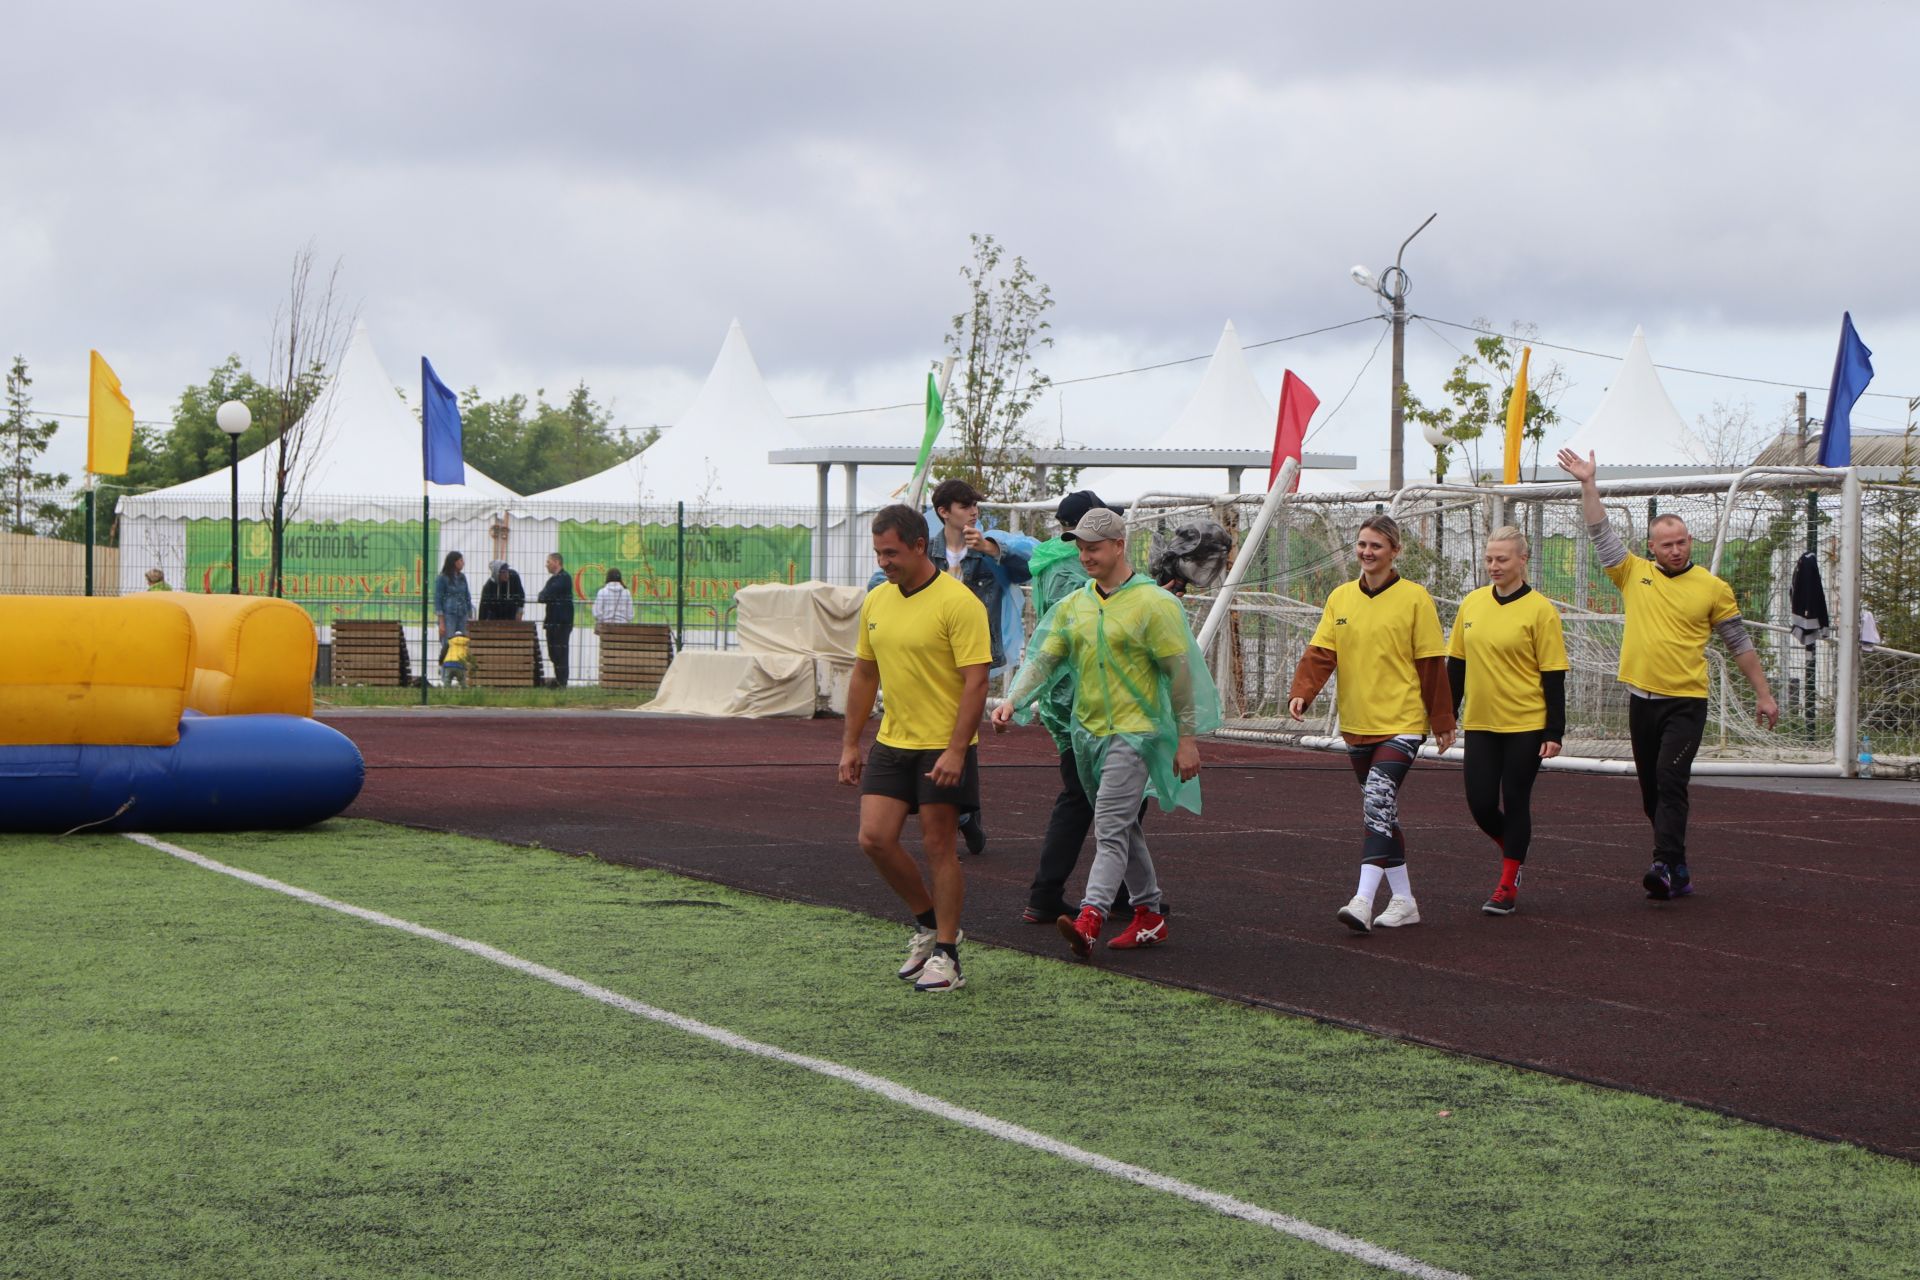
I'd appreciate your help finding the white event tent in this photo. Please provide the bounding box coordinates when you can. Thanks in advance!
[531,319,815,509]
[1080,320,1353,503]
[1559,327,1705,466]
[116,323,516,602]
[509,320,844,597]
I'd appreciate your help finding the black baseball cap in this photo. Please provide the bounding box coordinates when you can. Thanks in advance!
[1055,490,1108,528]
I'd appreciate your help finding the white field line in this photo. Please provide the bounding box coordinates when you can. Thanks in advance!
[125,832,1469,1280]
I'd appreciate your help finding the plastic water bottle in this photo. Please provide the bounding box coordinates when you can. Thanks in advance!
[1858,733,1873,769]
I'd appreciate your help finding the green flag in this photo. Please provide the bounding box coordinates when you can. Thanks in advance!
[907,371,943,504]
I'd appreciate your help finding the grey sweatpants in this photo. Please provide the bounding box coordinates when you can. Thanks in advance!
[1080,738,1162,914]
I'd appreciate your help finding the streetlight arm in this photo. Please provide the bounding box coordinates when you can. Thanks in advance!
[1395,213,1437,273]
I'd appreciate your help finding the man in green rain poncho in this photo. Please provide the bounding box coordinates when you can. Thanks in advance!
[991,507,1222,958]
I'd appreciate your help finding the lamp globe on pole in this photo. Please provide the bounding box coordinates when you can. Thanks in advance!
[215,401,251,595]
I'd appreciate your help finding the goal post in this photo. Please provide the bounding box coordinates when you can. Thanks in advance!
[1120,467,1869,777]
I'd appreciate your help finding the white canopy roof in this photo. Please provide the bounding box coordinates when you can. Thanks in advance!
[1560,327,1704,466]
[531,320,815,508]
[118,322,516,521]
[1082,320,1279,501]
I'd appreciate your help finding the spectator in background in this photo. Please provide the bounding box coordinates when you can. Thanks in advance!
[593,567,634,629]
[480,558,542,684]
[433,551,471,665]
[479,560,528,620]
[538,552,575,687]
[144,568,171,591]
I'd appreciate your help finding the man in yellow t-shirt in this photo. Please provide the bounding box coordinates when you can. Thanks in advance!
[1559,448,1780,901]
[839,504,991,993]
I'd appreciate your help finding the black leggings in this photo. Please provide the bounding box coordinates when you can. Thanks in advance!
[1462,730,1545,862]
[1344,736,1421,867]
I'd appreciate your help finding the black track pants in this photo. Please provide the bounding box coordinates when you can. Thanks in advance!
[1628,695,1708,861]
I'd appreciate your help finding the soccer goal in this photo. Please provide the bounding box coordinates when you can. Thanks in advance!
[1124,467,1887,777]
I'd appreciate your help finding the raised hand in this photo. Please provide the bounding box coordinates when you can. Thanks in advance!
[1555,448,1597,483]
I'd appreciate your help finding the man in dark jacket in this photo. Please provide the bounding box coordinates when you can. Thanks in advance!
[478,560,527,620]
[479,559,544,684]
[537,553,576,687]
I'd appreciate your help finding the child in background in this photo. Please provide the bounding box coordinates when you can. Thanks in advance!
[441,633,470,686]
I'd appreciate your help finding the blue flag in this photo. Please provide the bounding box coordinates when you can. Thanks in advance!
[1817,312,1873,468]
[422,357,465,485]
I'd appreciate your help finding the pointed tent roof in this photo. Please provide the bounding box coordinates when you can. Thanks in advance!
[1081,321,1274,501]
[119,323,516,516]
[1560,327,1704,465]
[531,320,815,507]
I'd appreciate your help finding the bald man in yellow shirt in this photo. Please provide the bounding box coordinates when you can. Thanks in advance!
[1558,449,1779,901]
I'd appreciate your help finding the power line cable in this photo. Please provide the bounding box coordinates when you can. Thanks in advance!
[1303,322,1391,446]
[1414,314,1916,403]
[786,316,1386,420]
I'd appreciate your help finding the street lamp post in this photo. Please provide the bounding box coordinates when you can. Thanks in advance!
[215,401,251,594]
[1422,420,1450,571]
[1350,212,1437,491]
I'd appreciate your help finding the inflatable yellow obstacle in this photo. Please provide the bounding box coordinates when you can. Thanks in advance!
[0,595,362,832]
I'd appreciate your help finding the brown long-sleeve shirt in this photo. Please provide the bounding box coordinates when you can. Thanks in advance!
[1289,645,1455,746]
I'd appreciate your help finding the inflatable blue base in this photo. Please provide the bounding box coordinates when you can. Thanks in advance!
[0,714,365,833]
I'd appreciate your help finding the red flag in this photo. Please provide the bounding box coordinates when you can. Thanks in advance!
[1268,370,1319,491]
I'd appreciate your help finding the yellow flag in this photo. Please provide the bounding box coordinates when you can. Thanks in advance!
[1502,345,1531,485]
[87,350,134,475]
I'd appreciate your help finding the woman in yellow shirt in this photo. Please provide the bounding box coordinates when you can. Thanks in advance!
[1446,526,1568,916]
[1288,514,1456,933]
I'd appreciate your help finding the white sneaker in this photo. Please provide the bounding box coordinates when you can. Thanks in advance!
[1337,895,1373,933]
[912,951,965,993]
[1374,895,1421,928]
[897,927,963,981]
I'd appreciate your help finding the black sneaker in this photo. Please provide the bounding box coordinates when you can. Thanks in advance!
[1643,860,1672,900]
[960,812,987,856]
[1669,864,1693,897]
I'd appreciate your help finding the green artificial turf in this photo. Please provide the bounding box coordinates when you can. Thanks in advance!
[2,821,1914,1279]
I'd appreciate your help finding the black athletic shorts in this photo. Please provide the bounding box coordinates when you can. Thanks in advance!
[860,742,981,813]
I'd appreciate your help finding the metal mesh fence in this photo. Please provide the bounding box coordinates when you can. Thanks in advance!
[5,489,855,690]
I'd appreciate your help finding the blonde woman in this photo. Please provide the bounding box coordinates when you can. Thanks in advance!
[1288,514,1455,932]
[1446,527,1569,915]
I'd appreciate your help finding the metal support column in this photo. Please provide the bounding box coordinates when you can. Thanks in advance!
[842,462,858,585]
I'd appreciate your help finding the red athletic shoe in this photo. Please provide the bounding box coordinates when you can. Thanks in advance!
[1482,885,1518,916]
[1057,906,1103,959]
[1107,905,1169,949]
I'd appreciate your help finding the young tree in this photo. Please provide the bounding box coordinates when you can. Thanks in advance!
[941,233,1057,502]
[1402,321,1566,482]
[1684,398,1779,468]
[262,244,355,596]
[3,356,69,534]
[457,381,650,494]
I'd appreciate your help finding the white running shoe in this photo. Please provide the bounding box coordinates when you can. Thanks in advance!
[1374,895,1421,928]
[913,951,965,992]
[1337,895,1373,933]
[897,927,963,981]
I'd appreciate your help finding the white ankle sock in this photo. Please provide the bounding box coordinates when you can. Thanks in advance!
[1384,865,1412,899]
[1356,864,1385,902]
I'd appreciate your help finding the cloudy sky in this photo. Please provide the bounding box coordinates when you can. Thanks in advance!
[6,0,1915,489]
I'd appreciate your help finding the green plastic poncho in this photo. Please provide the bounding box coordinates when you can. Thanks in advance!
[1025,538,1087,749]
[1007,571,1223,814]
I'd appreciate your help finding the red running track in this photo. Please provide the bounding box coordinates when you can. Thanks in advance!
[328,711,1920,1160]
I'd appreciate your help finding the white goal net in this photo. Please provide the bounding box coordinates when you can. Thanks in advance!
[1115,468,1884,776]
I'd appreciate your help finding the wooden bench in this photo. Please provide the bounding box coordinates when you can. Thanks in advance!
[467,619,539,687]
[598,623,675,693]
[330,620,409,687]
